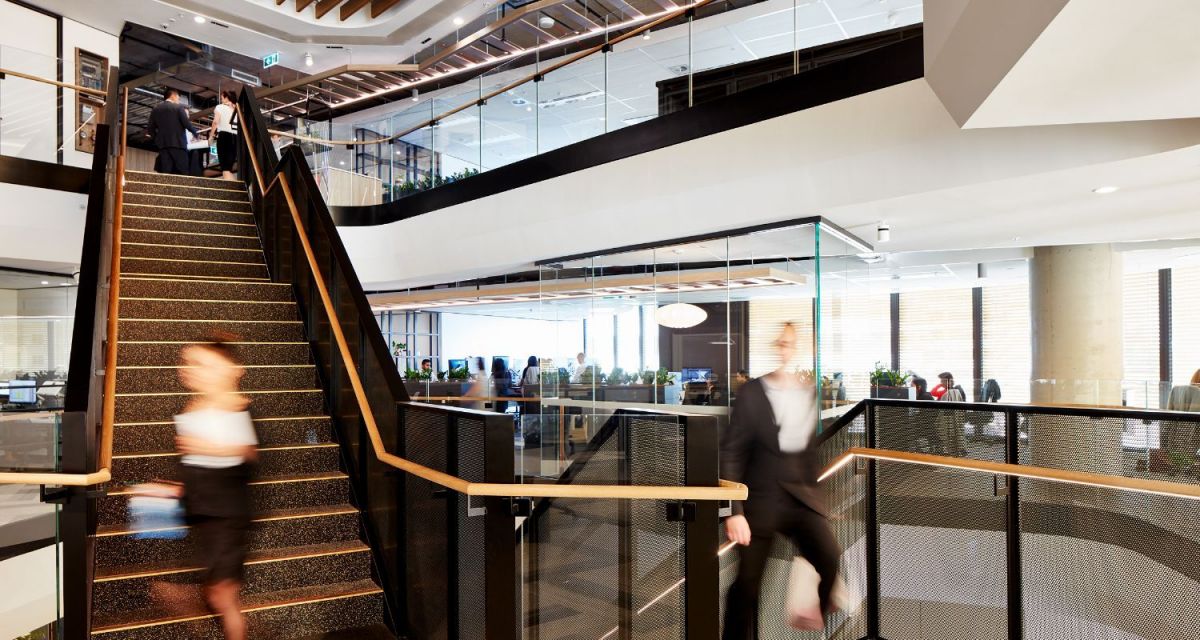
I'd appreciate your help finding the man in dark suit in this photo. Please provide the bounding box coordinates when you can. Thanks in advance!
[147,88,198,175]
[720,322,840,639]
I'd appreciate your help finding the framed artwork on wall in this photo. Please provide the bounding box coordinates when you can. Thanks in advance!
[75,48,108,154]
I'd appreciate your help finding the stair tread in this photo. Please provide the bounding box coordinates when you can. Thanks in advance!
[124,170,245,189]
[107,470,347,496]
[91,578,382,632]
[96,504,359,537]
[95,539,370,581]
[113,442,337,459]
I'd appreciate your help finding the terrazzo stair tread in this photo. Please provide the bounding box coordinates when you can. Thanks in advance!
[124,181,250,201]
[121,242,265,265]
[121,256,269,280]
[120,298,294,322]
[118,319,305,342]
[112,416,332,455]
[124,171,245,191]
[90,579,385,639]
[111,443,340,484]
[296,623,396,639]
[98,471,350,527]
[116,365,316,394]
[118,342,311,367]
[122,203,254,225]
[124,191,252,213]
[93,540,372,615]
[120,277,291,302]
[113,389,325,423]
[122,228,262,250]
[94,504,360,569]
[123,214,259,237]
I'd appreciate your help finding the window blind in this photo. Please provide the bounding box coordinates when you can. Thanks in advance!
[1171,265,1200,387]
[981,283,1032,403]
[748,298,813,378]
[1124,271,1160,408]
[899,287,973,392]
[818,293,891,401]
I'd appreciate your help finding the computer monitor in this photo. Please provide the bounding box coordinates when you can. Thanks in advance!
[448,358,467,372]
[682,367,713,383]
[491,356,510,372]
[7,380,37,405]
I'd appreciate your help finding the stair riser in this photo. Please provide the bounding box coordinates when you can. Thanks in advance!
[124,192,251,213]
[118,343,310,367]
[114,418,331,454]
[120,299,293,322]
[91,591,385,640]
[123,215,258,238]
[124,172,246,192]
[112,446,339,484]
[114,391,324,424]
[123,203,253,225]
[122,228,261,250]
[118,320,305,343]
[94,549,371,617]
[122,257,268,280]
[121,278,291,302]
[122,243,263,265]
[117,366,316,394]
[124,181,249,201]
[95,509,359,570]
[98,476,350,527]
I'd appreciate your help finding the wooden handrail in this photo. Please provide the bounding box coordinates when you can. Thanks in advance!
[0,469,112,486]
[243,106,744,501]
[0,66,107,98]
[268,0,715,148]
[97,88,128,472]
[818,447,1200,501]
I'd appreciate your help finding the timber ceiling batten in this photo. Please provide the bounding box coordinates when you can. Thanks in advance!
[285,0,383,21]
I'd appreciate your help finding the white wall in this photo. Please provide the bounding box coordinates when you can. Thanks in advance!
[61,18,119,168]
[0,0,57,163]
[0,182,87,270]
[440,313,583,374]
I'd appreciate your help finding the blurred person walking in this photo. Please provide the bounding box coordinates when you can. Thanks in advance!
[721,322,840,638]
[208,90,239,181]
[175,336,257,640]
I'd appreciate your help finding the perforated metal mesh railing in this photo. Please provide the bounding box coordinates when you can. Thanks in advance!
[1015,408,1200,639]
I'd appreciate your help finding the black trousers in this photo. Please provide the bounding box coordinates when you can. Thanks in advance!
[155,147,189,175]
[722,496,841,640]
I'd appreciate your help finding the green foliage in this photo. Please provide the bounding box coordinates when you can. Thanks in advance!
[447,366,470,381]
[391,168,481,198]
[655,368,676,386]
[640,370,656,385]
[869,362,908,387]
[608,367,630,385]
[404,368,422,381]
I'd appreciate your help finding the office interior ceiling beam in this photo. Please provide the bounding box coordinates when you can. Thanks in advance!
[925,0,1200,128]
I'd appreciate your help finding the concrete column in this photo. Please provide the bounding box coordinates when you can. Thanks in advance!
[1029,243,1124,477]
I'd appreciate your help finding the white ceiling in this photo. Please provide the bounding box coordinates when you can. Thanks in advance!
[323,0,922,167]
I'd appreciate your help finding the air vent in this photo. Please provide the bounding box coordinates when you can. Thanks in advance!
[210,20,229,29]
[421,37,433,45]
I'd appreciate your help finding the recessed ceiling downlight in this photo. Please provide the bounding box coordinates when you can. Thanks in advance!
[1092,185,1119,194]
[193,15,207,24]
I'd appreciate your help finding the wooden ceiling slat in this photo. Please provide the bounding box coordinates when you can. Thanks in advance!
[371,0,404,18]
[340,0,372,20]
[314,0,344,20]
[296,0,318,10]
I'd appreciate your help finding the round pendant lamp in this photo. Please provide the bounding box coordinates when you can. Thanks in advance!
[656,302,707,328]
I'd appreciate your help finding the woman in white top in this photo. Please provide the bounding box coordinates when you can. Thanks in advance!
[175,337,257,640]
[208,90,239,181]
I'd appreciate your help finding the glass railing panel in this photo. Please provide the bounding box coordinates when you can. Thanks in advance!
[535,52,607,154]
[0,44,60,163]
[433,83,483,182]
[0,410,60,472]
[480,55,539,171]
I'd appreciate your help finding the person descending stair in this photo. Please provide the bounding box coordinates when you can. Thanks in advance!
[91,170,389,639]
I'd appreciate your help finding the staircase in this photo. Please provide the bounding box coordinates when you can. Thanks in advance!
[90,171,391,639]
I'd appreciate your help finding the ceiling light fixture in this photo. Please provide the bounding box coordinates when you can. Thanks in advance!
[643,30,652,40]
[538,15,555,29]
[876,222,891,243]
[1092,185,1119,194]
[656,302,707,329]
[304,52,313,67]
[453,16,465,26]
[193,15,207,24]
[411,88,419,102]
[40,281,49,285]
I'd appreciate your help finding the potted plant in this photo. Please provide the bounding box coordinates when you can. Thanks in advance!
[447,366,470,381]
[391,341,407,358]
[404,368,422,381]
[870,362,910,399]
[654,368,677,403]
[608,367,628,385]
[640,370,656,385]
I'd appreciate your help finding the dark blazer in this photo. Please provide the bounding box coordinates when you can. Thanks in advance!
[721,377,826,518]
[147,101,197,150]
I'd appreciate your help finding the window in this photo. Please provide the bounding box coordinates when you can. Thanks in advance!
[1124,271,1160,408]
[1172,265,1200,388]
[615,306,643,373]
[748,299,813,378]
[819,293,891,401]
[982,283,1031,404]
[899,288,973,393]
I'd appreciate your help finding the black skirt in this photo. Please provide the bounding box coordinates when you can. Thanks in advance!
[216,131,238,172]
[181,464,252,583]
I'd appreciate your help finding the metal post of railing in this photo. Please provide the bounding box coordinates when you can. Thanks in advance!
[618,414,633,640]
[1005,408,1023,640]
[684,414,720,640]
[483,411,518,640]
[863,402,881,639]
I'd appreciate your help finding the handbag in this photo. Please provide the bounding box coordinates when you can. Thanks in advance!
[785,556,824,631]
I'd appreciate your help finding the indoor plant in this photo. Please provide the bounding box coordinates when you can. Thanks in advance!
[869,362,910,399]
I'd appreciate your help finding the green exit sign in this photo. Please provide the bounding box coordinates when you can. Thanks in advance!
[262,52,280,69]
